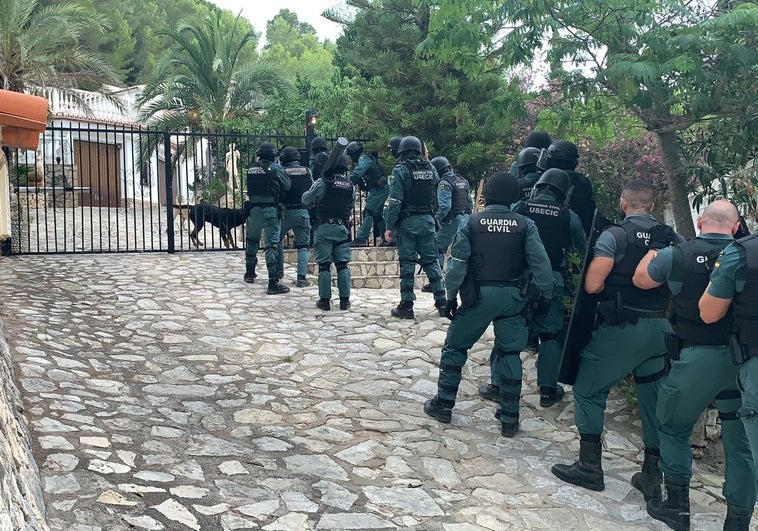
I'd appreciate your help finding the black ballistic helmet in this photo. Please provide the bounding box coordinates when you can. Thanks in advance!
[346,141,363,161]
[310,137,328,152]
[524,131,552,149]
[280,146,301,164]
[535,168,571,199]
[388,136,402,156]
[398,136,422,156]
[516,147,541,168]
[334,154,350,172]
[483,171,520,206]
[430,156,451,174]
[256,142,278,160]
[547,140,579,163]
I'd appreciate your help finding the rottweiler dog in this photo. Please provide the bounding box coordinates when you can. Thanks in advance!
[187,200,252,249]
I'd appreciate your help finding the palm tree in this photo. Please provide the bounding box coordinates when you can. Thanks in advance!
[0,0,115,93]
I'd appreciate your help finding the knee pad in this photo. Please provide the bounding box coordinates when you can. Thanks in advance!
[493,348,521,360]
[420,259,437,269]
[399,259,417,269]
[318,262,332,273]
[335,261,349,272]
[265,244,278,251]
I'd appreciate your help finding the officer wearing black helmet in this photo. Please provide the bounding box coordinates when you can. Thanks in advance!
[301,154,355,311]
[509,130,553,177]
[309,137,329,179]
[423,171,553,437]
[278,146,313,288]
[538,139,596,236]
[388,136,402,160]
[478,168,586,408]
[244,142,291,294]
[384,136,446,319]
[515,147,542,200]
[423,156,472,291]
[347,141,390,247]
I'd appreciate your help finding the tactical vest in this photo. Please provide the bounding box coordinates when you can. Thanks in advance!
[282,164,312,208]
[517,173,539,201]
[733,234,758,349]
[603,218,671,310]
[247,162,280,200]
[567,171,595,236]
[669,237,732,344]
[309,151,329,179]
[468,211,527,283]
[514,197,571,270]
[444,172,470,216]
[357,157,385,191]
[400,159,436,214]
[315,174,353,222]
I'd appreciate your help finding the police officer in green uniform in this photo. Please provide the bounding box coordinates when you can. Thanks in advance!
[423,171,553,437]
[301,155,354,311]
[432,156,473,271]
[388,136,402,160]
[278,146,313,288]
[383,136,446,319]
[347,141,390,247]
[552,180,676,492]
[477,169,586,407]
[309,137,329,178]
[508,131,552,177]
[633,200,755,531]
[244,142,291,295]
[515,147,542,201]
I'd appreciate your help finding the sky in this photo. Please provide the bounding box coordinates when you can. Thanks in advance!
[207,0,345,45]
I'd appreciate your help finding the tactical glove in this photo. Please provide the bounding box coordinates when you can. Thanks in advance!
[649,224,676,250]
[534,296,552,319]
[444,299,458,320]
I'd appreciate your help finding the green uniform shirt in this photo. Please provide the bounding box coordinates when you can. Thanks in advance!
[706,242,746,298]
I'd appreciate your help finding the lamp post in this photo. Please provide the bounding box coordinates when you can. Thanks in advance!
[305,108,317,151]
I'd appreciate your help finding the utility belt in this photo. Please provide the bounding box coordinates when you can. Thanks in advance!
[596,295,666,328]
[249,202,277,208]
[284,203,305,210]
[728,336,758,365]
[478,279,521,288]
[317,217,348,226]
[664,333,728,361]
[399,208,433,219]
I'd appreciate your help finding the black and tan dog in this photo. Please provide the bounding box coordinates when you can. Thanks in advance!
[185,200,252,249]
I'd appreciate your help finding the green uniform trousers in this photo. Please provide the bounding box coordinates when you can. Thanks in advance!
[574,318,671,448]
[355,187,389,241]
[396,214,444,304]
[739,356,758,478]
[279,207,311,278]
[530,273,566,389]
[245,205,282,280]
[435,213,467,270]
[438,286,528,426]
[313,223,351,300]
[658,345,756,510]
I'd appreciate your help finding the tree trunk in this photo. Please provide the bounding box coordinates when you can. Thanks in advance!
[656,130,696,239]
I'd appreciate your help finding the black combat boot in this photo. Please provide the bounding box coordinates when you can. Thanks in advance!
[421,284,433,293]
[296,275,308,288]
[243,266,256,283]
[551,438,605,491]
[540,385,565,408]
[631,449,662,501]
[339,297,351,310]
[317,298,330,311]
[266,280,290,295]
[423,395,453,423]
[723,505,753,531]
[647,479,690,531]
[478,384,500,402]
[434,299,446,317]
[391,301,414,319]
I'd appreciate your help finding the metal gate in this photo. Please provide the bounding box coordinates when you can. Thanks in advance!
[7,125,368,254]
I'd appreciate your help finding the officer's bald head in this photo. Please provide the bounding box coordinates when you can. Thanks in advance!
[620,180,655,214]
[698,199,739,234]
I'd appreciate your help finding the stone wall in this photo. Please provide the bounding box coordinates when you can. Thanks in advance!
[0,320,47,530]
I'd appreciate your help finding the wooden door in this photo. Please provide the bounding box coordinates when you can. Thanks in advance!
[74,140,121,207]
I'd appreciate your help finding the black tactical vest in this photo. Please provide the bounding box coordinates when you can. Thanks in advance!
[309,151,329,179]
[514,197,571,270]
[315,174,354,222]
[733,235,758,349]
[282,164,312,208]
[603,218,671,310]
[357,157,385,191]
[247,161,280,200]
[401,159,436,213]
[444,173,470,215]
[517,173,540,201]
[567,171,595,236]
[468,211,527,283]
[669,237,732,344]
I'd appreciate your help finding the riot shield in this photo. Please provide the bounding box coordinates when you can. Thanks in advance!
[557,209,612,385]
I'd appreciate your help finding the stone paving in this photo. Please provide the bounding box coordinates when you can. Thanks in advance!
[0,253,750,530]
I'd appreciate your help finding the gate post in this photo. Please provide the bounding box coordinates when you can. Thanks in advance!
[164,131,175,253]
